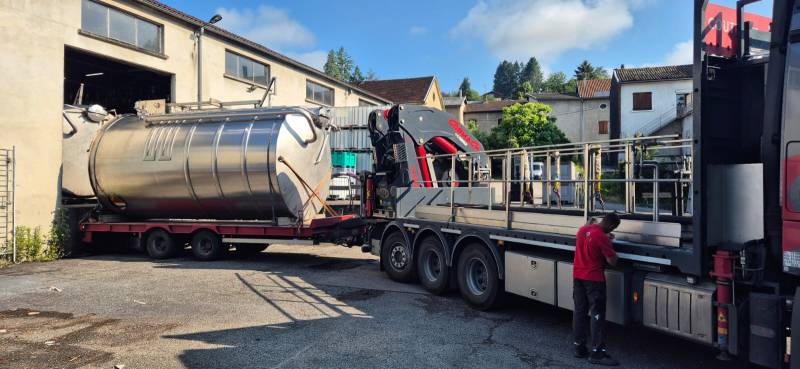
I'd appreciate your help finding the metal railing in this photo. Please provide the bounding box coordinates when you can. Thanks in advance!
[0,147,15,262]
[636,101,694,137]
[415,135,692,226]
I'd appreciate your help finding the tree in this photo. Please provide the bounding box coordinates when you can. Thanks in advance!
[574,60,609,80]
[365,69,377,81]
[515,81,534,99]
[492,61,521,99]
[350,66,365,84]
[458,77,481,100]
[520,57,544,92]
[323,50,342,80]
[542,72,568,93]
[486,102,569,149]
[563,78,578,94]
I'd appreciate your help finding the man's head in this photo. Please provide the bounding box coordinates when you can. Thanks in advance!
[598,212,621,233]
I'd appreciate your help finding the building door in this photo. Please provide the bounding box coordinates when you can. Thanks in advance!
[63,47,172,113]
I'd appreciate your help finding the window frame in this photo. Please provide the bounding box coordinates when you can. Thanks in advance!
[632,91,653,111]
[79,0,164,55]
[598,120,609,135]
[223,50,271,87]
[305,80,335,106]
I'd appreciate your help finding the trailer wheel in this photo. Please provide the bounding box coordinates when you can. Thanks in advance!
[235,244,268,256]
[456,243,499,310]
[416,236,450,294]
[145,229,177,259]
[191,230,225,261]
[381,231,415,282]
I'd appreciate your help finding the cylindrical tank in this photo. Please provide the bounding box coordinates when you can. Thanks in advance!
[89,107,332,223]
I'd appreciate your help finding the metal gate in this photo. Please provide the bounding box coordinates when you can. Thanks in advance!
[0,147,15,261]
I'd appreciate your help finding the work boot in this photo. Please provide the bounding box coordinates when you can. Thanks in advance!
[573,343,589,358]
[589,347,619,366]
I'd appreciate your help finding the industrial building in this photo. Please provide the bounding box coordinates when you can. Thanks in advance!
[0,0,390,234]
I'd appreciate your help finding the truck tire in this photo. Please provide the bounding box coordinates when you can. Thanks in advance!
[235,244,268,256]
[416,236,450,294]
[191,230,226,261]
[381,231,415,282]
[456,243,499,310]
[145,229,177,259]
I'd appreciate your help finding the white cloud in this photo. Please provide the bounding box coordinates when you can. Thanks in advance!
[409,26,428,36]
[216,5,315,50]
[662,39,693,65]
[286,50,327,71]
[450,0,635,62]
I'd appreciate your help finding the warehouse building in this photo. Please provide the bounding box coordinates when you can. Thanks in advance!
[0,0,390,234]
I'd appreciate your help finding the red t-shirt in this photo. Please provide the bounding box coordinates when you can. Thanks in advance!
[573,224,616,281]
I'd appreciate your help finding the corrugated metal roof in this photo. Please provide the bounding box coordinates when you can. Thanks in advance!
[357,77,435,104]
[443,96,466,106]
[528,92,580,101]
[614,65,693,83]
[463,100,523,113]
[577,79,611,99]
[129,0,391,104]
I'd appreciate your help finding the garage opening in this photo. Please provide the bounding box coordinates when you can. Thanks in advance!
[64,47,172,114]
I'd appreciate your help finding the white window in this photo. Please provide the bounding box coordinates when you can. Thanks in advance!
[306,80,334,106]
[225,51,270,85]
[81,0,163,54]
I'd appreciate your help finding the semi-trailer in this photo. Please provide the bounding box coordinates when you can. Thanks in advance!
[73,1,800,367]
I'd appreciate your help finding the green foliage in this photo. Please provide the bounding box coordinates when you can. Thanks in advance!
[458,78,481,100]
[574,60,608,81]
[492,60,522,99]
[323,47,374,84]
[479,103,569,151]
[351,66,365,84]
[482,94,497,102]
[520,57,544,92]
[515,81,534,99]
[11,208,69,263]
[542,72,568,93]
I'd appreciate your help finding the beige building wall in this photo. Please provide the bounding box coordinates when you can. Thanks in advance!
[0,0,385,230]
[422,79,444,110]
[464,111,503,133]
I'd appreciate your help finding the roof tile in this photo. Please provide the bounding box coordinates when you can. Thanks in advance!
[577,79,611,99]
[614,65,693,83]
[357,77,435,104]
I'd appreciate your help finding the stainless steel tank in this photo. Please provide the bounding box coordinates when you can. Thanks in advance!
[88,107,332,223]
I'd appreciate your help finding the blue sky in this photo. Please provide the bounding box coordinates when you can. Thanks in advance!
[161,0,774,94]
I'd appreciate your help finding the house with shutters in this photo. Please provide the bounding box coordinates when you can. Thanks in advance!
[610,65,694,139]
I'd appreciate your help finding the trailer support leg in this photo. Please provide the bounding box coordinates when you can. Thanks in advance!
[710,250,736,360]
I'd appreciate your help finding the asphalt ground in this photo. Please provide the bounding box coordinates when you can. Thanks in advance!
[0,244,759,369]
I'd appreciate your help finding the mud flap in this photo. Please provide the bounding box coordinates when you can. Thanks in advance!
[792,288,800,369]
[750,293,783,368]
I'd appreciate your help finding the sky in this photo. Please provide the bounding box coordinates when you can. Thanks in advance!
[160,0,775,94]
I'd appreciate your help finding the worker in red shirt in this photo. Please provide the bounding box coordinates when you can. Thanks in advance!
[573,212,620,366]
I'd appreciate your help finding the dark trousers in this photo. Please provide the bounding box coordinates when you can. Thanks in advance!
[573,279,607,350]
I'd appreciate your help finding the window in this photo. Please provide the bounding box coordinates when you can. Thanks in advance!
[599,103,608,110]
[598,120,609,135]
[359,99,376,107]
[306,80,334,106]
[632,92,652,111]
[224,51,270,85]
[81,0,162,54]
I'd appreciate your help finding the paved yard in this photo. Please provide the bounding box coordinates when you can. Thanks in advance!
[0,244,755,369]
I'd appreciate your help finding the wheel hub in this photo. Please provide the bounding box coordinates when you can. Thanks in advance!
[466,257,488,296]
[423,251,441,281]
[390,243,408,270]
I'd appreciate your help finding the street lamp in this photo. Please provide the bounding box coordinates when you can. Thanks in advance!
[197,14,222,107]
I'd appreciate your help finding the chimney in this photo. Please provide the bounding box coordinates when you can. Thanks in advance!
[620,64,625,69]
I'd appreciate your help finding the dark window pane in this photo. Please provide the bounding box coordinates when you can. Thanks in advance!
[253,62,268,85]
[136,19,160,52]
[306,83,313,100]
[324,89,333,105]
[225,51,238,76]
[81,0,107,36]
[109,8,135,45]
[240,58,253,81]
[314,87,323,102]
